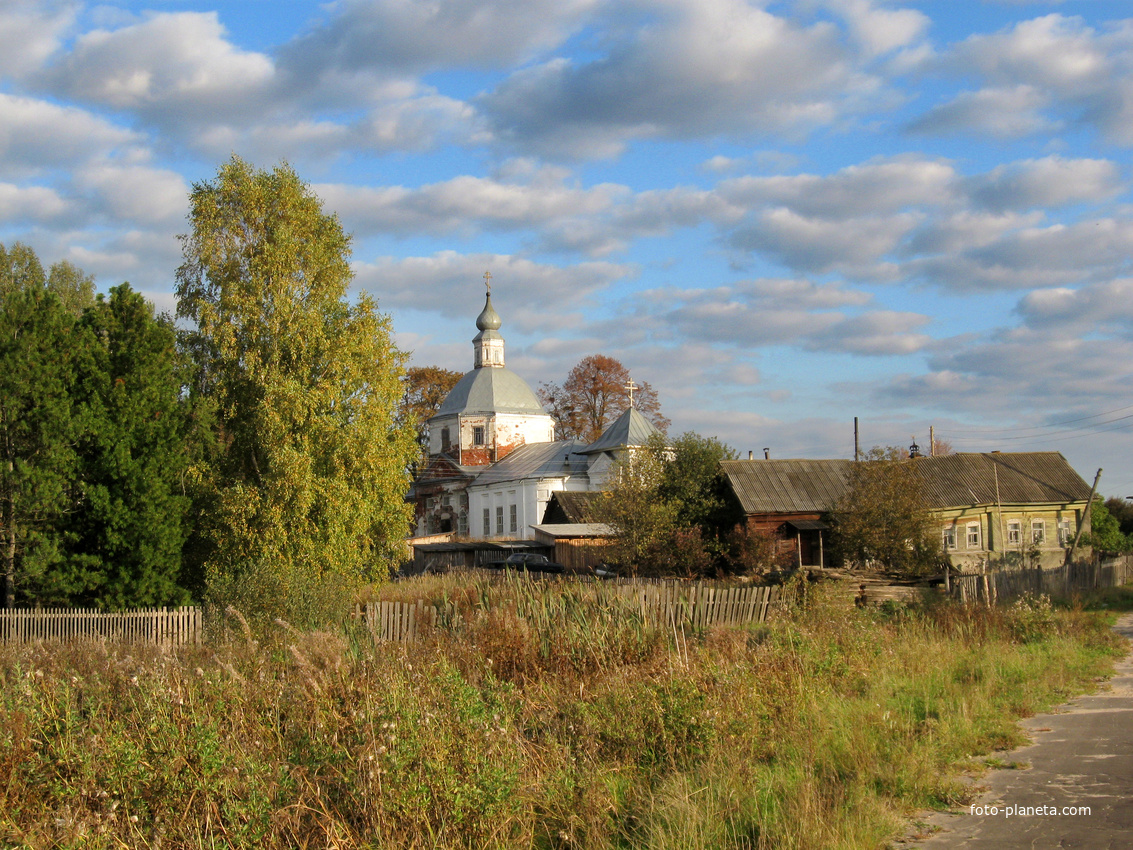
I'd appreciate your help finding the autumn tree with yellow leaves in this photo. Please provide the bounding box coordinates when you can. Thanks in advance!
[176,157,417,625]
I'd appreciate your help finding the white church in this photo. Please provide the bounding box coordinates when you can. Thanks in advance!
[409,280,662,541]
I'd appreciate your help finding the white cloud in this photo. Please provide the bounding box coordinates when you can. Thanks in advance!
[805,310,932,355]
[278,0,598,76]
[1017,279,1133,335]
[351,251,634,333]
[0,0,76,78]
[0,184,69,224]
[0,94,138,177]
[73,163,189,225]
[907,85,1055,138]
[827,0,930,58]
[913,14,1133,143]
[720,156,957,218]
[731,207,920,273]
[42,12,274,121]
[481,0,872,157]
[968,156,1123,212]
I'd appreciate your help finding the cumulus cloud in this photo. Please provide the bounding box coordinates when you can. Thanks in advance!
[913,14,1133,143]
[828,0,930,59]
[73,164,189,226]
[731,207,920,274]
[480,0,872,157]
[967,156,1123,212]
[907,85,1055,138]
[0,0,76,78]
[0,94,138,177]
[351,251,634,333]
[1017,279,1133,335]
[0,184,69,224]
[277,0,598,77]
[320,171,627,238]
[40,12,274,122]
[720,156,957,218]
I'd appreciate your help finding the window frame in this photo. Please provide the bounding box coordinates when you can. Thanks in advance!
[942,526,956,550]
[1007,520,1021,546]
[1032,520,1046,545]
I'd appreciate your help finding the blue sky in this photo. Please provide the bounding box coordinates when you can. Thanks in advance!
[3,0,1133,497]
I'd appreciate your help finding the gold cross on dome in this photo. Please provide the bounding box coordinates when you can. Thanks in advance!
[625,378,638,407]
[483,270,492,293]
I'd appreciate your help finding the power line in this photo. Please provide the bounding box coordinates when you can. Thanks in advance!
[948,413,1133,445]
[947,404,1133,436]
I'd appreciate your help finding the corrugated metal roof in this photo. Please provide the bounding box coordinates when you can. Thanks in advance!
[580,407,663,454]
[471,440,590,487]
[913,452,1092,508]
[720,459,853,513]
[721,453,1092,515]
[432,366,548,418]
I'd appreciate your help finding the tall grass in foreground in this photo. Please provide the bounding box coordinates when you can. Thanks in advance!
[0,580,1125,849]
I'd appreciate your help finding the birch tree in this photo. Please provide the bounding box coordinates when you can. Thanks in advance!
[176,157,417,623]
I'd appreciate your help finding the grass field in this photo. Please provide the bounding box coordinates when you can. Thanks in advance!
[0,576,1127,849]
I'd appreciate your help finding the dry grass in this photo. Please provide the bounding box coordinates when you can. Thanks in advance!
[0,578,1125,849]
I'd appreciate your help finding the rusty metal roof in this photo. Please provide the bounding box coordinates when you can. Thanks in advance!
[721,452,1092,514]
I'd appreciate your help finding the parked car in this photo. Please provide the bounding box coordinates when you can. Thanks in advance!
[484,553,566,574]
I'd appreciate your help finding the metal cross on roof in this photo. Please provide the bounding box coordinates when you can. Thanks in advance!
[625,378,638,407]
[483,270,492,293]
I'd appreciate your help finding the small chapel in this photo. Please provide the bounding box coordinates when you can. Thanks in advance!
[409,275,662,540]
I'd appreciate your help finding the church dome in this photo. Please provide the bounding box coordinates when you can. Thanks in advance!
[433,367,546,418]
[476,294,502,331]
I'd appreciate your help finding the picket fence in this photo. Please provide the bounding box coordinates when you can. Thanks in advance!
[357,580,783,643]
[951,555,1133,605]
[0,607,202,646]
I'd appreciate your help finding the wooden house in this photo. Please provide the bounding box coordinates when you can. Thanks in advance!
[720,452,1094,571]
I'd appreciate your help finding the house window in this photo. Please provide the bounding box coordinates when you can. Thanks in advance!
[1032,521,1046,544]
[966,523,981,549]
[1058,520,1072,545]
[496,506,504,534]
[472,425,485,446]
[1007,521,1021,546]
[942,526,956,550]
[509,504,518,533]
[457,514,468,535]
[483,508,491,537]
[440,426,450,450]
[441,494,451,507]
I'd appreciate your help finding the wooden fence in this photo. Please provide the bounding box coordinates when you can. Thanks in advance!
[357,580,782,643]
[0,607,202,646]
[951,555,1133,605]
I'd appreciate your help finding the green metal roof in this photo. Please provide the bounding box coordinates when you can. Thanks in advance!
[579,407,663,454]
[432,366,548,418]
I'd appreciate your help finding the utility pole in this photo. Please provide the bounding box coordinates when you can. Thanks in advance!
[854,417,860,461]
[1066,468,1101,566]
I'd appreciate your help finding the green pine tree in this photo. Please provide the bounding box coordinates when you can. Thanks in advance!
[0,287,80,607]
[63,284,193,608]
